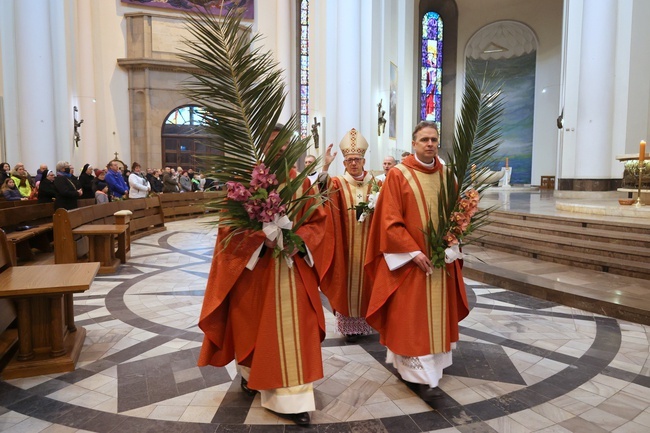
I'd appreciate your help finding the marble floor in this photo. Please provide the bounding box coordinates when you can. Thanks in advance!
[1,216,650,433]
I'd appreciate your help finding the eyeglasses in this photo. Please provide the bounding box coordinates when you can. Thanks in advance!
[344,158,363,164]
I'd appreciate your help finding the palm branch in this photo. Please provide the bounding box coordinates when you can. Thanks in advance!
[178,8,324,249]
[426,72,504,267]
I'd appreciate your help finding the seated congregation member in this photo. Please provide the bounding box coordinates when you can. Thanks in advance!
[198,125,334,426]
[1,178,27,201]
[105,160,129,199]
[364,121,469,402]
[179,170,193,192]
[95,180,110,204]
[37,171,57,203]
[128,162,151,199]
[321,129,376,342]
[162,167,179,193]
[78,164,95,199]
[34,163,49,183]
[53,161,82,210]
[69,165,81,189]
[191,173,201,191]
[149,169,164,193]
[10,162,33,198]
[0,162,11,184]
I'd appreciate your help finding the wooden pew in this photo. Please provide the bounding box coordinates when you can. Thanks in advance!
[53,197,166,274]
[116,195,166,240]
[0,229,99,379]
[54,202,125,274]
[159,191,220,221]
[0,232,17,371]
[0,202,55,265]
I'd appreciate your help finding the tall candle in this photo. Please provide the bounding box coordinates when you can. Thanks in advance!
[505,157,509,168]
[641,140,646,164]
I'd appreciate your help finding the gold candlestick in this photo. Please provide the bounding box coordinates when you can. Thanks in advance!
[634,163,646,207]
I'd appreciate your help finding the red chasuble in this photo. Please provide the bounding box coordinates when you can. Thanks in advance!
[321,172,374,318]
[198,177,334,391]
[363,155,469,357]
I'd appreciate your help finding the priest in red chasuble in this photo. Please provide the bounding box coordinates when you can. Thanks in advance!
[364,121,469,401]
[321,129,376,342]
[198,128,334,426]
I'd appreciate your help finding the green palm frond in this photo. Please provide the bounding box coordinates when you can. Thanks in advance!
[179,9,316,189]
[179,9,325,241]
[426,72,504,267]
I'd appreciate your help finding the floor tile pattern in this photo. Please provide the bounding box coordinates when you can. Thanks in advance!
[1,218,649,432]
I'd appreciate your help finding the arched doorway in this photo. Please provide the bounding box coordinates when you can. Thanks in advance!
[465,21,538,185]
[160,105,221,171]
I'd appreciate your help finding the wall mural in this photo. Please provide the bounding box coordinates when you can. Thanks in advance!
[466,51,536,184]
[122,0,254,19]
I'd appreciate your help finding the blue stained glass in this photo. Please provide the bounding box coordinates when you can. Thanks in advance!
[299,0,309,138]
[420,11,443,132]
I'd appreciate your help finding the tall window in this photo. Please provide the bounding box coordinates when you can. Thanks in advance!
[298,0,309,138]
[161,105,220,171]
[420,11,443,132]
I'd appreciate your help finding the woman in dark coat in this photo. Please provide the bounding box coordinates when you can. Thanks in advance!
[53,161,82,210]
[78,163,95,199]
[37,171,57,203]
[0,162,10,184]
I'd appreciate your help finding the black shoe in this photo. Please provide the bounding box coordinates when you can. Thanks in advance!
[415,384,445,402]
[273,411,310,426]
[240,377,258,397]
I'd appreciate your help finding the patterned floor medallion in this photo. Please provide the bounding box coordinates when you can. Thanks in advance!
[1,219,649,433]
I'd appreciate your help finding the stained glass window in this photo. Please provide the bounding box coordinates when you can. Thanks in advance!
[299,0,309,138]
[420,12,443,132]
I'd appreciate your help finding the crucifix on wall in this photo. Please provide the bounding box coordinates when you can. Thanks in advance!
[311,116,321,149]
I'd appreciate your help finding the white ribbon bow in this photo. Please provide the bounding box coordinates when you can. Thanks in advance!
[367,191,379,209]
[262,214,293,251]
[444,244,465,264]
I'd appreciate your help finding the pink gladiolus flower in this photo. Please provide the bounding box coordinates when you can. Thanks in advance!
[243,200,262,220]
[443,232,459,246]
[250,163,278,190]
[267,191,282,206]
[226,181,251,202]
[451,212,466,224]
[458,198,472,212]
[466,189,479,200]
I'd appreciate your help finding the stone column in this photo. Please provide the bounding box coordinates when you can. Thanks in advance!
[574,0,616,180]
[560,0,618,190]
[13,0,58,172]
[276,0,295,121]
[322,0,362,176]
[74,0,99,168]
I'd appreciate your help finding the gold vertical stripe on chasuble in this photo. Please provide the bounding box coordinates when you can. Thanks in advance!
[339,178,371,317]
[394,164,448,353]
[274,256,304,388]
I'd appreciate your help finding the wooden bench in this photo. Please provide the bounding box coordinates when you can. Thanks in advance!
[53,197,166,274]
[0,202,56,265]
[0,229,99,379]
[116,195,166,240]
[159,191,220,221]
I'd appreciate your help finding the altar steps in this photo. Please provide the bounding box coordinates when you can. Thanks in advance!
[463,211,650,325]
[467,211,650,279]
